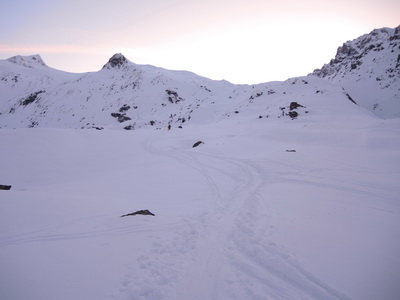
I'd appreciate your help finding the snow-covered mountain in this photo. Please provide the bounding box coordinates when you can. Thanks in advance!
[0,52,358,129]
[311,25,400,118]
[0,26,399,130]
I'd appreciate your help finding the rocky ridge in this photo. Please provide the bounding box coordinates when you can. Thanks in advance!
[311,26,400,118]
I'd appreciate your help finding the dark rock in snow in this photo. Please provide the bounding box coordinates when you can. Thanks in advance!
[344,91,357,104]
[119,104,131,112]
[289,102,304,110]
[288,111,298,119]
[286,150,296,153]
[111,112,131,123]
[0,185,12,190]
[192,141,204,148]
[166,89,184,103]
[124,124,135,130]
[120,209,155,217]
[21,90,45,106]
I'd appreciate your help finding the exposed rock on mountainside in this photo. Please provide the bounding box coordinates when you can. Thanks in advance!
[311,26,400,118]
[21,90,45,106]
[102,53,128,69]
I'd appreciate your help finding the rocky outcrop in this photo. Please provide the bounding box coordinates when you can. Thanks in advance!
[102,53,128,69]
[21,91,45,106]
[120,210,155,217]
[192,141,204,148]
[311,26,400,118]
[0,185,12,190]
[312,26,399,79]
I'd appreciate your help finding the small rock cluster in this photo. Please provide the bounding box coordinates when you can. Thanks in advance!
[111,104,132,123]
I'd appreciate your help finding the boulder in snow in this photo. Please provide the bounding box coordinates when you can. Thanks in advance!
[192,141,204,148]
[0,185,12,190]
[120,210,155,217]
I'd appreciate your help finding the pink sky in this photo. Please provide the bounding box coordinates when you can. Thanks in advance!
[0,0,399,83]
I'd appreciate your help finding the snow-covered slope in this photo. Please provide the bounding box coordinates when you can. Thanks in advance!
[311,26,400,118]
[0,53,235,129]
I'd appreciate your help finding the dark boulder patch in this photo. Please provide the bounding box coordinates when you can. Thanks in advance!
[166,89,184,103]
[124,124,135,130]
[289,102,304,110]
[119,104,131,112]
[192,141,204,148]
[120,209,155,217]
[21,90,45,106]
[288,111,298,119]
[111,112,131,123]
[0,185,12,190]
[286,150,296,153]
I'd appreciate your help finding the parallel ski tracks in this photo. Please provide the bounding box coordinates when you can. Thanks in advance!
[144,137,351,300]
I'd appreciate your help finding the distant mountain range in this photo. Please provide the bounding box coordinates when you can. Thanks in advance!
[0,26,398,129]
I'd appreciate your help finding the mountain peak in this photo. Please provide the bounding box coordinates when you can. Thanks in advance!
[310,25,400,118]
[7,54,48,68]
[102,53,128,69]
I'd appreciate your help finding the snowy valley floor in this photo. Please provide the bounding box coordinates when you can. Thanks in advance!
[1,116,400,300]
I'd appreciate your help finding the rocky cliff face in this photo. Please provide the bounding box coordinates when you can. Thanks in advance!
[311,26,400,118]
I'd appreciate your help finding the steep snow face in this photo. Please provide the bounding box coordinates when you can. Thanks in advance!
[311,26,400,119]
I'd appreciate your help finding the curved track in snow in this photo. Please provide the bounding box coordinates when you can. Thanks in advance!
[133,136,352,300]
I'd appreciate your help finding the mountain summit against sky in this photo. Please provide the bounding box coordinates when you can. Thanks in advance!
[6,54,48,69]
[102,53,129,69]
[0,26,399,130]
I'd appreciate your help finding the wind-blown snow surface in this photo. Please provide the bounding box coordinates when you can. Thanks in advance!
[1,108,400,299]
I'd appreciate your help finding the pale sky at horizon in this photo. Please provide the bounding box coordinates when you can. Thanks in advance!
[0,0,399,84]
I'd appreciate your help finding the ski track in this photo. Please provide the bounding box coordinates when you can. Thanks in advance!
[113,136,352,300]
[0,219,191,247]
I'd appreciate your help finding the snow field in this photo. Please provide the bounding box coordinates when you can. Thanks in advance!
[1,115,400,300]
